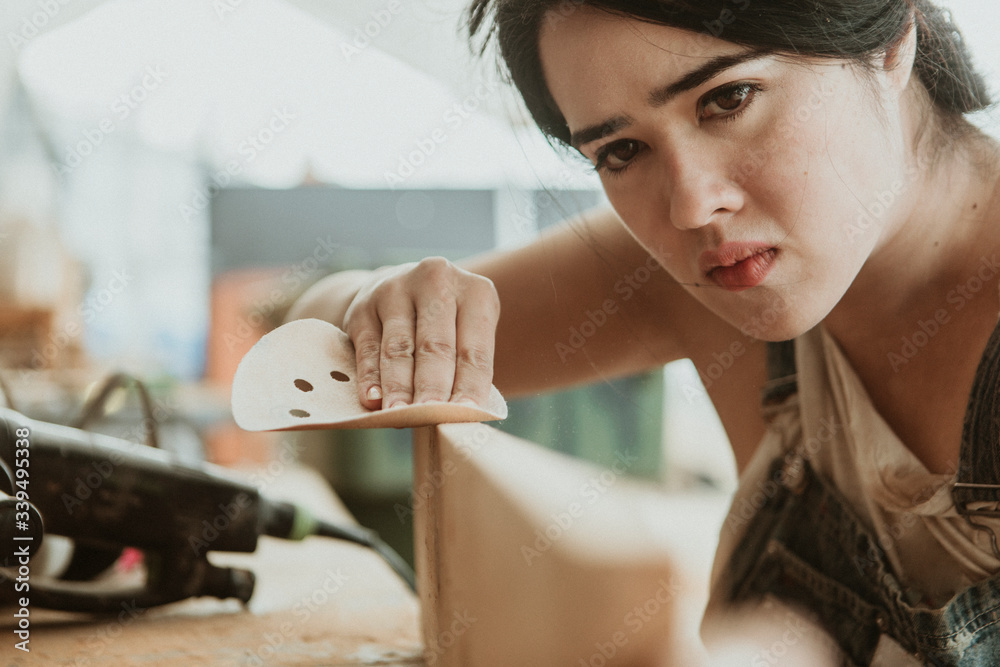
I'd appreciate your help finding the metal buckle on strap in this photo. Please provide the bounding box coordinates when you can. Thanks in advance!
[953,482,1000,516]
[761,374,798,407]
[953,483,1000,560]
[778,449,808,494]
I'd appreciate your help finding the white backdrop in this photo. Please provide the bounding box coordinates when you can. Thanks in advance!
[0,0,996,379]
[2,0,997,137]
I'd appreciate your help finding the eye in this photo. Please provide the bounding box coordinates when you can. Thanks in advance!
[699,82,763,121]
[595,139,645,174]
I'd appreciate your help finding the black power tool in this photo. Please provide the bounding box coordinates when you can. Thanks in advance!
[0,402,413,614]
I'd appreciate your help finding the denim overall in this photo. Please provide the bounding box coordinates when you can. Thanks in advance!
[722,334,1000,666]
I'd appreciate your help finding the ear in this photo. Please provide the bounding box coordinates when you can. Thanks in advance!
[882,19,918,95]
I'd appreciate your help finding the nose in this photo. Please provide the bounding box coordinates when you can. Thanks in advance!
[666,148,744,230]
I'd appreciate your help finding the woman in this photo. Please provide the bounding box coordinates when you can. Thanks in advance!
[290,1,999,663]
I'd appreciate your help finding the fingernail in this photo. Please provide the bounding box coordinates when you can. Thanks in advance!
[367,386,382,401]
[455,398,479,408]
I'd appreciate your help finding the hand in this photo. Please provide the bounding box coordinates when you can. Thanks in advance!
[342,257,501,411]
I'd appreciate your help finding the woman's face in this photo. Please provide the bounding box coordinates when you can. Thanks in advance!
[539,7,914,340]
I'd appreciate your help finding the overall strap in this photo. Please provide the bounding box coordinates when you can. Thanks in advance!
[761,339,797,407]
[953,316,1000,517]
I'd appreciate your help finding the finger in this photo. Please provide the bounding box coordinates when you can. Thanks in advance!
[349,318,384,410]
[412,295,458,404]
[450,288,499,407]
[378,306,417,409]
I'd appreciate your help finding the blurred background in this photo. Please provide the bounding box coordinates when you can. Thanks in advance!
[0,0,997,567]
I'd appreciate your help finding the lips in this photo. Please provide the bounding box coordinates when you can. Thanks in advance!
[700,243,777,292]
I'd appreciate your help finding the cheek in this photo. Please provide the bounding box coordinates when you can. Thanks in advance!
[603,185,690,274]
[749,86,896,248]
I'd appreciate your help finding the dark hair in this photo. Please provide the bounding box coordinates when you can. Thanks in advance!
[468,0,992,146]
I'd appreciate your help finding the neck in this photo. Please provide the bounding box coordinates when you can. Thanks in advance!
[824,127,1000,350]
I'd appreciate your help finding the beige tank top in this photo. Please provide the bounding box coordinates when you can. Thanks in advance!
[707,324,1000,616]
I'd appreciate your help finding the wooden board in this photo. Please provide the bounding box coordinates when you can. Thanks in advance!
[413,423,686,667]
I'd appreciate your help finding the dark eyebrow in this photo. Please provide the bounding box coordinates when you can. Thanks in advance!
[569,116,633,151]
[569,50,769,150]
[648,50,770,107]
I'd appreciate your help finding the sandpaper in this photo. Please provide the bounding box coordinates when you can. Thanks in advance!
[231,318,507,431]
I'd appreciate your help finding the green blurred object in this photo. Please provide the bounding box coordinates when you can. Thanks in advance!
[315,371,664,569]
[321,427,414,498]
[499,371,664,480]
[321,370,664,497]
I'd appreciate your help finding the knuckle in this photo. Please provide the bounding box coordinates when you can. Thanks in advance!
[354,338,382,361]
[372,279,408,304]
[357,366,381,386]
[416,337,457,361]
[380,380,413,398]
[415,256,452,277]
[414,257,460,296]
[382,334,415,361]
[456,344,494,374]
[344,305,377,333]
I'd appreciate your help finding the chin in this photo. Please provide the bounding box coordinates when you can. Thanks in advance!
[720,294,827,343]
[746,324,811,343]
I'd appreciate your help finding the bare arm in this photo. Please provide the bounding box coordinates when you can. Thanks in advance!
[289,205,769,465]
[464,207,687,397]
[289,208,748,403]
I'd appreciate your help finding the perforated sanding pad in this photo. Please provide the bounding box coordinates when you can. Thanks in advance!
[231,318,507,431]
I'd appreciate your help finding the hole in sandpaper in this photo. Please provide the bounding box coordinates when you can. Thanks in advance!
[289,409,310,418]
[330,371,349,382]
[294,379,314,392]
